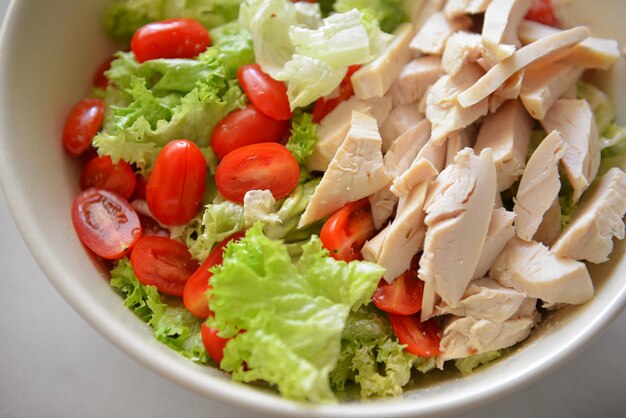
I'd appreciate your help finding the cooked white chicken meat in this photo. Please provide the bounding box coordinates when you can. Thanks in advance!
[392,138,448,200]
[482,0,533,64]
[533,197,562,247]
[389,56,444,106]
[380,102,424,152]
[442,31,483,77]
[445,126,476,167]
[488,70,525,113]
[411,0,446,29]
[473,207,516,280]
[444,0,492,19]
[410,11,472,55]
[552,168,626,264]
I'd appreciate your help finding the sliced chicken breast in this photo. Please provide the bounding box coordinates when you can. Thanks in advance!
[445,126,476,167]
[380,102,424,152]
[412,0,446,28]
[444,0,492,19]
[533,197,562,246]
[488,70,525,113]
[389,57,444,105]
[482,0,533,63]
[410,12,472,55]
[472,207,516,279]
[442,31,484,76]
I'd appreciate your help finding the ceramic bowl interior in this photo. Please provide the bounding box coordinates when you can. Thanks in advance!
[0,1,625,417]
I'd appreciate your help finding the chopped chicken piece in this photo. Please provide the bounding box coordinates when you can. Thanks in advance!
[533,198,562,247]
[482,0,533,64]
[444,0,492,19]
[418,148,497,306]
[391,158,440,197]
[445,127,476,167]
[389,57,444,105]
[490,237,594,305]
[353,24,415,100]
[392,139,448,200]
[380,102,423,152]
[552,168,626,264]
[458,26,590,107]
[520,62,583,120]
[410,12,472,55]
[299,112,391,227]
[416,138,448,173]
[411,0,446,28]
[489,70,525,113]
[519,20,621,70]
[472,207,516,279]
[475,100,532,191]
[442,31,484,76]
[514,130,565,241]
[426,63,488,143]
[541,99,601,203]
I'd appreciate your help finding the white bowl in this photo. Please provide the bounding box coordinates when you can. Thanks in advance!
[0,1,625,417]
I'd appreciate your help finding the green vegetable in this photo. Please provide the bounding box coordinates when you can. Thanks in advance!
[455,351,502,374]
[577,81,615,134]
[598,124,626,175]
[334,0,409,33]
[286,112,318,164]
[207,224,385,402]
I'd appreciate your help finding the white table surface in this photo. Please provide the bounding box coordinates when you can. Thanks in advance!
[1,2,626,417]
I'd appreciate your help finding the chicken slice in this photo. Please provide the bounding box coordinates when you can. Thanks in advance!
[458,26,590,108]
[445,128,476,167]
[412,0,446,28]
[444,0,492,19]
[488,70,525,113]
[533,197,562,247]
[442,31,484,76]
[389,57,444,106]
[474,100,532,191]
[410,12,472,55]
[380,102,424,152]
[482,0,533,64]
[541,99,601,203]
[472,207,516,280]
[520,62,584,120]
[391,139,448,200]
[299,111,391,227]
[490,237,594,305]
[551,168,626,264]
[514,130,565,241]
[352,23,415,100]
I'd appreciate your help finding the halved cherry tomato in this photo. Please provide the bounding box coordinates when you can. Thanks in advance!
[215,143,300,204]
[372,269,424,315]
[131,174,148,201]
[92,55,115,89]
[210,104,290,160]
[62,98,104,157]
[312,65,361,123]
[319,199,376,262]
[201,324,229,364]
[130,236,199,296]
[80,156,136,200]
[183,232,245,318]
[388,314,442,357]
[131,18,210,63]
[147,139,207,225]
[526,0,560,27]
[71,188,142,260]
[237,64,292,121]
[138,214,169,238]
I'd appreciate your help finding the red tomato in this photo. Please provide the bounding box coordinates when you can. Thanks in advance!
[62,98,105,157]
[319,199,376,262]
[526,0,560,27]
[131,18,211,63]
[92,55,115,89]
[215,143,300,204]
[237,64,292,121]
[71,188,142,260]
[131,174,148,201]
[183,232,245,318]
[372,270,424,315]
[388,314,442,357]
[146,139,207,225]
[138,214,170,238]
[210,104,290,160]
[312,65,361,123]
[130,236,199,296]
[201,324,229,364]
[80,156,136,200]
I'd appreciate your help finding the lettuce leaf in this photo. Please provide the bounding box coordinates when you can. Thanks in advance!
[455,351,502,374]
[207,224,385,402]
[286,111,318,164]
[577,81,615,134]
[333,0,409,33]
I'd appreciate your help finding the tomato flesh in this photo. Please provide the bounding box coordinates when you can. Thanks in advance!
[372,269,424,315]
[237,64,292,121]
[215,142,300,204]
[71,188,142,260]
[388,314,442,357]
[319,199,376,262]
[526,0,560,27]
[131,18,211,63]
[92,55,115,89]
[147,139,207,225]
[63,98,104,157]
[80,156,136,200]
[312,65,361,123]
[201,324,229,364]
[130,236,199,296]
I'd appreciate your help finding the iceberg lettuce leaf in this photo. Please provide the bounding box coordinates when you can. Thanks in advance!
[333,0,409,33]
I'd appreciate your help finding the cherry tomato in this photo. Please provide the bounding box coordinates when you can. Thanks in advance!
[319,199,376,262]
[62,98,104,157]
[80,156,136,200]
[146,139,207,225]
[237,64,292,121]
[130,236,199,296]
[372,270,425,315]
[131,174,148,201]
[526,0,560,27]
[210,104,290,160]
[215,142,300,204]
[92,55,115,89]
[312,65,361,123]
[183,232,245,318]
[138,214,170,238]
[71,188,142,260]
[201,324,229,364]
[131,18,211,63]
[388,314,442,357]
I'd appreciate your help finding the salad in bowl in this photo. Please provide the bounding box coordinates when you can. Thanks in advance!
[61,0,626,404]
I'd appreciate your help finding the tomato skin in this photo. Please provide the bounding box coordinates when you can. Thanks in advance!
[92,55,115,89]
[80,156,136,200]
[147,139,207,225]
[319,199,376,262]
[211,104,290,160]
[62,98,105,157]
[71,188,142,260]
[131,174,148,201]
[237,64,292,121]
[130,236,199,296]
[526,0,560,27]
[201,324,229,364]
[312,65,361,123]
[138,214,170,238]
[388,314,442,357]
[183,232,245,318]
[372,270,424,315]
[131,18,211,63]
[215,143,300,204]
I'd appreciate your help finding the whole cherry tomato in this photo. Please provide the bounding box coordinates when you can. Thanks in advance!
[319,199,376,262]
[237,64,292,121]
[131,18,211,63]
[80,155,136,200]
[201,324,230,364]
[62,98,104,157]
[388,314,442,357]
